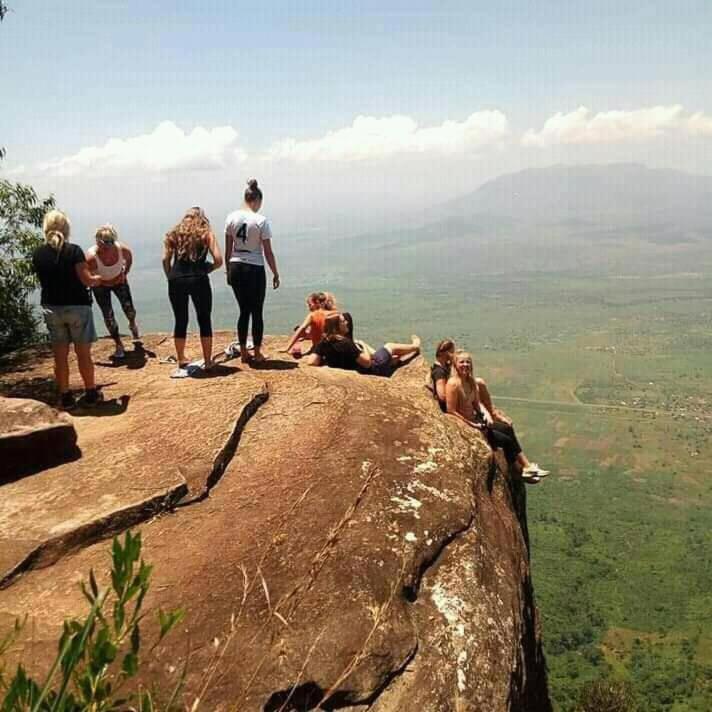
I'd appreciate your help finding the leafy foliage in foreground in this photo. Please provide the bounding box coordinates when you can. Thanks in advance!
[0,180,55,355]
[0,531,184,711]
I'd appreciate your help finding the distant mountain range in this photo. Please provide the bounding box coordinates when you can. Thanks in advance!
[444,164,712,238]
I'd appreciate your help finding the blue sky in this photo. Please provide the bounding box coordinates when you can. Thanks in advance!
[2,1,712,233]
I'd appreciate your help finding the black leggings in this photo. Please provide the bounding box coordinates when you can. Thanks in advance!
[229,262,266,347]
[168,275,212,339]
[484,421,523,466]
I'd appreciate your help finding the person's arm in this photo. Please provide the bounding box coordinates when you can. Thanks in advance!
[122,244,133,276]
[356,350,372,369]
[162,241,173,279]
[305,352,322,366]
[284,314,312,352]
[224,227,233,284]
[75,261,104,288]
[475,378,495,425]
[262,239,279,289]
[206,231,223,273]
[435,377,448,404]
[85,252,98,276]
[446,380,482,430]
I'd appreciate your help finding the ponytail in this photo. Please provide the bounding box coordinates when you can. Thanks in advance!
[46,230,65,252]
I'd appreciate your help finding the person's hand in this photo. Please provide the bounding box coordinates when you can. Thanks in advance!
[481,408,494,427]
[495,412,512,426]
[273,274,280,290]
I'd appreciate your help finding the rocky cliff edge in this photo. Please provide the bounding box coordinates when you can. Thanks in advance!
[0,333,551,712]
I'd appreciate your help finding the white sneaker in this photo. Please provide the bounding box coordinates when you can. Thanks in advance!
[224,341,241,358]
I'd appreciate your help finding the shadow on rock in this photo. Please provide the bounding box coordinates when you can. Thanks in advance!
[249,359,298,371]
[0,376,58,406]
[72,394,130,418]
[263,682,325,712]
[190,364,241,379]
[1,444,82,486]
[95,343,157,371]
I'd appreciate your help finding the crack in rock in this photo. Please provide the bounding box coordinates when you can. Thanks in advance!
[0,384,270,589]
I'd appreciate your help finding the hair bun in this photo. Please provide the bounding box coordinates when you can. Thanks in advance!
[246,178,259,189]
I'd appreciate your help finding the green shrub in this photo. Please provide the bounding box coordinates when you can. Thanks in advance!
[575,678,637,712]
[0,531,184,711]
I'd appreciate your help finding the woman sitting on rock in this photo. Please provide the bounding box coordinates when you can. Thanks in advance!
[430,338,456,412]
[162,207,223,377]
[307,312,420,377]
[32,210,106,409]
[86,224,140,360]
[445,351,548,482]
[283,291,338,357]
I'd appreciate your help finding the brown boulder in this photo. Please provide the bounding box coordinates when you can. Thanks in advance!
[0,333,550,711]
[0,396,78,484]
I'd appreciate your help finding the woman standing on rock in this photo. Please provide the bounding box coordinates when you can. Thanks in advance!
[32,210,105,409]
[163,207,223,377]
[445,351,548,482]
[224,179,280,364]
[86,224,140,360]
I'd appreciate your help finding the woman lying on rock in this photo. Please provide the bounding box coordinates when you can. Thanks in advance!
[306,312,420,377]
[445,351,548,482]
[283,291,338,357]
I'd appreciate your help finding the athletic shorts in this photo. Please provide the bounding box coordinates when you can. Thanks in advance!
[42,305,97,345]
[370,346,395,378]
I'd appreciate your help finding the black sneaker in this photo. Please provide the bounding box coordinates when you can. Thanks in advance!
[83,388,103,406]
[60,392,76,410]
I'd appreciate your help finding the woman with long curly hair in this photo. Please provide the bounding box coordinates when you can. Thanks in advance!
[162,207,223,376]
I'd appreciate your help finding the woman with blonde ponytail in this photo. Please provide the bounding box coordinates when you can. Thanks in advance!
[32,210,106,409]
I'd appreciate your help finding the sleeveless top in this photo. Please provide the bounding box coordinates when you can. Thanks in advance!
[88,243,125,280]
[168,241,209,280]
[310,310,328,346]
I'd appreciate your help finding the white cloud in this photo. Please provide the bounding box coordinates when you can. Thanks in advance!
[522,105,685,147]
[267,111,509,161]
[687,111,712,137]
[39,121,247,176]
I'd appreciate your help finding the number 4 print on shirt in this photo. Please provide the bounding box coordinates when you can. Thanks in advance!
[236,223,248,244]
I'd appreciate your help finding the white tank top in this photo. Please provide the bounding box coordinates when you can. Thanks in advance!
[89,243,125,279]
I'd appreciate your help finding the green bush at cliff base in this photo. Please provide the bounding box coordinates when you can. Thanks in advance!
[0,180,55,356]
[0,531,184,711]
[575,678,637,711]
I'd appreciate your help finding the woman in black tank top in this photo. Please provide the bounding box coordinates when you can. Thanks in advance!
[162,207,223,376]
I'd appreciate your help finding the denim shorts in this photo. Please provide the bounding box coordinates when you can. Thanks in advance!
[42,305,97,345]
[370,346,395,378]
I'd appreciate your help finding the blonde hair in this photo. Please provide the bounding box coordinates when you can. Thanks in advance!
[42,210,71,252]
[165,207,211,261]
[95,224,118,243]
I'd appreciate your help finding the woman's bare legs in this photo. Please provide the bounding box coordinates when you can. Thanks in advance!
[74,342,96,391]
[52,343,70,394]
[174,337,188,366]
[384,335,421,362]
[200,336,213,367]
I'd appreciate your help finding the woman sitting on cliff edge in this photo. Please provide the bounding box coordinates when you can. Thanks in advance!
[446,351,548,482]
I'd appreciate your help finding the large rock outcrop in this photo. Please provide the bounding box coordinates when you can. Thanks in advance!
[0,333,551,711]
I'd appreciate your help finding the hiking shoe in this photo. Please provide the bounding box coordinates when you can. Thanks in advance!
[170,367,189,379]
[83,388,103,406]
[112,345,126,360]
[59,392,76,410]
